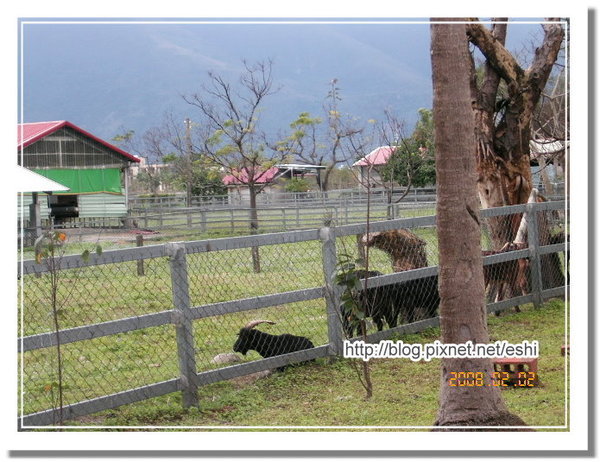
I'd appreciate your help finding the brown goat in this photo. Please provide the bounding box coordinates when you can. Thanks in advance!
[361,229,428,272]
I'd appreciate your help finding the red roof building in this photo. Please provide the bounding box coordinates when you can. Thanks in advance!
[18,120,140,224]
[352,146,395,167]
[222,167,280,185]
[18,120,140,163]
[352,146,397,189]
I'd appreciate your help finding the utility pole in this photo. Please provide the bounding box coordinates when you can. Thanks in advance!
[184,118,193,208]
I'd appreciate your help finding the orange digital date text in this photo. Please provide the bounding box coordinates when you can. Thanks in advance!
[448,371,537,387]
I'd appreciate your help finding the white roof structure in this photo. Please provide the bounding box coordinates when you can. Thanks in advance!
[529,139,565,156]
[14,165,70,193]
[276,163,327,171]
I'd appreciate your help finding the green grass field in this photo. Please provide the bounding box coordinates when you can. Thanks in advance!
[19,208,567,428]
[20,231,413,415]
[60,298,567,429]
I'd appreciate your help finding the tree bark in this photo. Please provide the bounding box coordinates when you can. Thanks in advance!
[467,20,564,244]
[466,19,565,299]
[431,20,528,429]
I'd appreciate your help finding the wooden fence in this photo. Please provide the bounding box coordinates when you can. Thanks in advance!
[17,201,568,427]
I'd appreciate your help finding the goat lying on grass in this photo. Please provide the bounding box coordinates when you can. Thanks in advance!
[233,320,315,371]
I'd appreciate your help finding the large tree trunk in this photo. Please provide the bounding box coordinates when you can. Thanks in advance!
[431,21,528,429]
[467,20,564,241]
[467,19,565,296]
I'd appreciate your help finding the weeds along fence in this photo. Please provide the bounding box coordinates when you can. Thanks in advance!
[18,201,568,427]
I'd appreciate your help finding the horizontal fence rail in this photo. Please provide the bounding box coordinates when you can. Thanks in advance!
[127,186,565,209]
[18,201,568,427]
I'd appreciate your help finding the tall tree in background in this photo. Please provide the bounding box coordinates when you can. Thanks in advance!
[142,115,196,205]
[378,109,436,207]
[278,79,363,192]
[184,60,288,272]
[112,120,226,198]
[467,19,566,292]
[466,18,565,243]
[431,20,528,429]
[136,115,226,199]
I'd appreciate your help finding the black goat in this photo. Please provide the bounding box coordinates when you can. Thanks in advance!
[233,320,315,371]
[391,275,440,325]
[340,270,440,338]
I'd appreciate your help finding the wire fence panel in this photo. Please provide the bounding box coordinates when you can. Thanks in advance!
[183,236,329,379]
[185,241,324,306]
[21,325,179,420]
[17,201,568,427]
[538,207,568,292]
[21,254,173,334]
[19,251,177,421]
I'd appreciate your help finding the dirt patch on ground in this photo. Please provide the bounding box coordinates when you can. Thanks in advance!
[61,228,162,245]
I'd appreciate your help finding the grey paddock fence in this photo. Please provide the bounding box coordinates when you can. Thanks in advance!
[18,201,568,427]
[128,183,565,210]
[21,186,565,246]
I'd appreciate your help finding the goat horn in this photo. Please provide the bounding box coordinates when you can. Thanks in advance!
[244,320,276,329]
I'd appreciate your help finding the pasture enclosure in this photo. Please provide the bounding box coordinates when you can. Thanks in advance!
[18,201,568,427]
[30,199,438,250]
[23,186,565,251]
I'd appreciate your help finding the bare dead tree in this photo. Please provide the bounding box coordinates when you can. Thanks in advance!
[141,113,198,204]
[184,60,288,272]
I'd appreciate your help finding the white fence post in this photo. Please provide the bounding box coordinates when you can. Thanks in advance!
[166,242,199,408]
[200,210,207,233]
[320,227,344,356]
[526,203,544,308]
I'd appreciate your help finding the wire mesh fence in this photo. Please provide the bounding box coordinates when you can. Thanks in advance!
[17,200,568,427]
[19,248,178,421]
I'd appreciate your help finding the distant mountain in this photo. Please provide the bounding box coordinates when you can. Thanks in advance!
[21,21,541,147]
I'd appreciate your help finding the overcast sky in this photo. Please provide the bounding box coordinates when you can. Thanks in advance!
[20,19,545,142]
